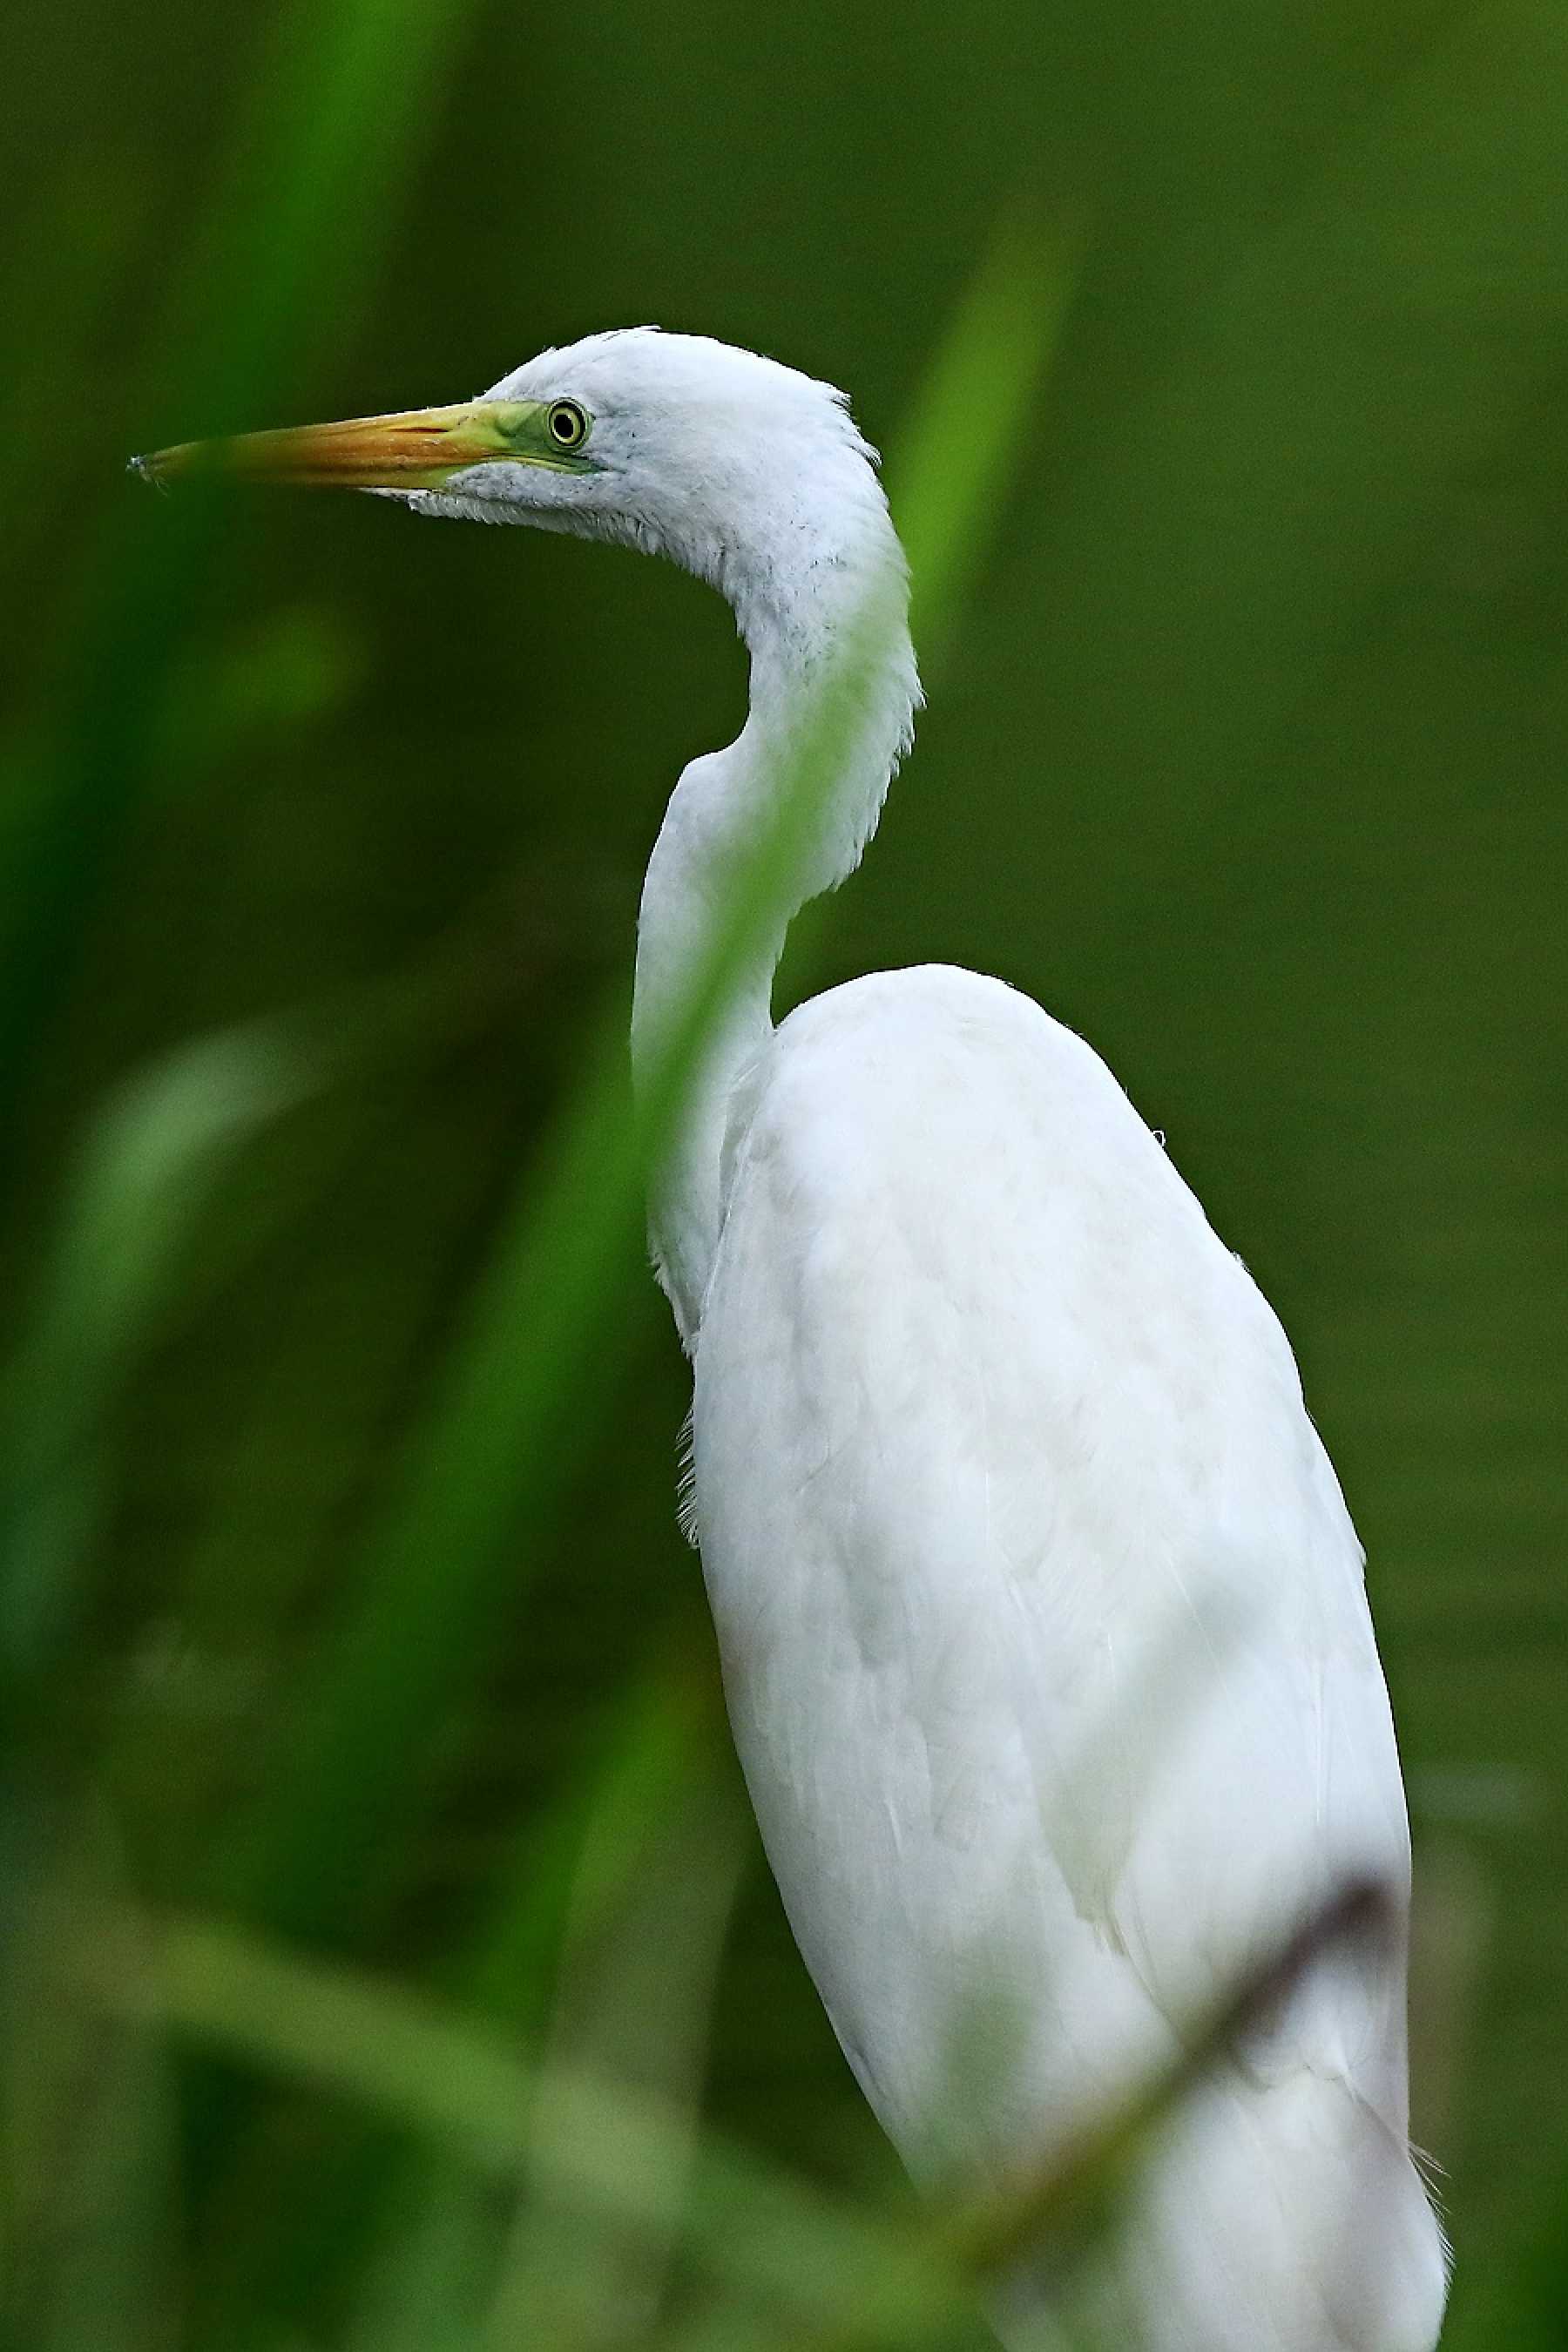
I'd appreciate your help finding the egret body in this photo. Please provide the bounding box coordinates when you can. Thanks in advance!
[139,330,1449,2350]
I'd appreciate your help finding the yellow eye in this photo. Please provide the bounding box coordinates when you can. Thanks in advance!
[546,399,589,451]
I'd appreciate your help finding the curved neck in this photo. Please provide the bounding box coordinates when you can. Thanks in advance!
[632,508,919,1349]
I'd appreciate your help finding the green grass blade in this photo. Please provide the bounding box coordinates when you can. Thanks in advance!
[209,1635,733,2330]
[890,213,1076,664]
[74,1909,970,2336]
[0,1022,317,1700]
[0,0,477,1174]
[478,1663,748,2347]
[0,1817,181,2352]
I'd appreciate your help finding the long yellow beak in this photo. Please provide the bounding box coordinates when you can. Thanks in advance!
[129,399,555,492]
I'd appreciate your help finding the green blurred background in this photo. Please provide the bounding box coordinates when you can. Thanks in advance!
[3,0,1565,2343]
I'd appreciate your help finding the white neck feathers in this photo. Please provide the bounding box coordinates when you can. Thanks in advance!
[631,443,919,1348]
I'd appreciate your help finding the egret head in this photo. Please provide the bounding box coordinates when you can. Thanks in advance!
[132,328,900,613]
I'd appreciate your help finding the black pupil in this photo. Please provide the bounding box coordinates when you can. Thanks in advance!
[553,408,578,442]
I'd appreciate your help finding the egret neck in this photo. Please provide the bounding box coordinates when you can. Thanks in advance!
[127,328,921,1351]
[629,474,920,1348]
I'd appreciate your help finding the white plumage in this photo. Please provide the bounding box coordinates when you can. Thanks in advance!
[440,328,1447,2349]
[152,328,1450,2347]
[697,964,1443,2348]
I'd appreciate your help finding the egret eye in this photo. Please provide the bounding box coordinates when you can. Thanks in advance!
[547,399,589,450]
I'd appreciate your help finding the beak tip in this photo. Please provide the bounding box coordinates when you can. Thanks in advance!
[128,449,176,496]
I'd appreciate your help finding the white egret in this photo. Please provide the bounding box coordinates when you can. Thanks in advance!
[138,330,1448,2349]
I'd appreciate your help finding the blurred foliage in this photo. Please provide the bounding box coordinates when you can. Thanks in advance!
[1,0,1565,2343]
